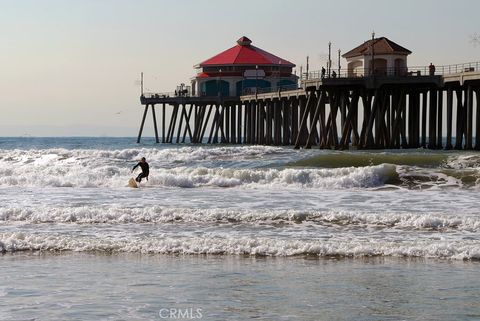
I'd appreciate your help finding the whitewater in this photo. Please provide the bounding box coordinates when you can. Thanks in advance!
[1,137,480,260]
[2,137,480,321]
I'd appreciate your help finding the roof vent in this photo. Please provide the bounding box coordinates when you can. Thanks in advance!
[237,36,252,46]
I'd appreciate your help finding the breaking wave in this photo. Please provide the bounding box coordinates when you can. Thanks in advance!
[2,147,480,189]
[1,232,479,260]
[0,148,398,189]
[291,151,450,168]
[147,165,397,188]
[1,206,479,232]
[0,145,284,164]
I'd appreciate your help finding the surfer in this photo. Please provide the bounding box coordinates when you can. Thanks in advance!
[132,157,149,183]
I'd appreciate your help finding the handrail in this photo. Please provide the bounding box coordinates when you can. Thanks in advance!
[143,91,177,99]
[143,89,195,99]
[142,92,241,99]
[242,84,299,95]
[304,61,480,80]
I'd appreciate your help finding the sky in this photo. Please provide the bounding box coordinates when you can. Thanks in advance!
[1,0,479,136]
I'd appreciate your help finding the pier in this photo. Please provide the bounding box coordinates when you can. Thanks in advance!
[136,37,480,150]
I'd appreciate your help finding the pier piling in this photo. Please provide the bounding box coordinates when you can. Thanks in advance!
[137,68,480,150]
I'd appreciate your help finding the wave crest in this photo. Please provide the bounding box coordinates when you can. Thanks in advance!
[2,206,479,232]
[0,145,397,189]
[1,233,478,260]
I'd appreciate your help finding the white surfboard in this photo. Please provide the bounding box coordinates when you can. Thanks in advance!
[128,178,138,188]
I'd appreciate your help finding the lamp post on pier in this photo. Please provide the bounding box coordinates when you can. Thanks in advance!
[255,65,258,96]
[338,49,341,77]
[328,41,332,77]
[371,31,375,75]
[218,68,222,97]
[306,56,309,80]
[278,60,282,91]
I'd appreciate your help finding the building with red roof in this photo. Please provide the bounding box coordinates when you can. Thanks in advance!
[191,36,298,96]
[342,37,411,77]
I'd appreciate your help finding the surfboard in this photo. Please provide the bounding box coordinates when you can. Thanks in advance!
[128,178,138,188]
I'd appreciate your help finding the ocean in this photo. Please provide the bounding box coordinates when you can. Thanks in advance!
[0,137,479,320]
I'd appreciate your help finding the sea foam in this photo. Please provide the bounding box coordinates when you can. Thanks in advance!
[1,206,479,232]
[0,148,397,189]
[1,232,479,260]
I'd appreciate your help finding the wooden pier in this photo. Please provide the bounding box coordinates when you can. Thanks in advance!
[137,64,480,150]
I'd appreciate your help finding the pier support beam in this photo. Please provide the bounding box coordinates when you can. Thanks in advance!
[455,90,464,149]
[475,89,480,150]
[437,90,443,149]
[136,104,149,143]
[445,88,453,150]
[305,91,326,148]
[151,104,160,143]
[421,92,427,148]
[162,104,166,143]
[428,89,437,149]
[466,85,474,150]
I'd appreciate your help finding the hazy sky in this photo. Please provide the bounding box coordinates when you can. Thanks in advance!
[1,0,479,136]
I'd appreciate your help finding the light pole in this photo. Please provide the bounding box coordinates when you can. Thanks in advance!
[255,65,258,95]
[371,31,375,75]
[218,68,222,97]
[306,56,309,80]
[338,49,341,77]
[278,60,282,90]
[328,41,332,77]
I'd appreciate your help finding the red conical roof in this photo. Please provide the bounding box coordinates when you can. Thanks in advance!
[196,36,295,67]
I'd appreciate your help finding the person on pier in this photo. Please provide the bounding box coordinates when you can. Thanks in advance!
[132,157,149,183]
[429,63,436,75]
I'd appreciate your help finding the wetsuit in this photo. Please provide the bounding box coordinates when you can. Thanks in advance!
[132,161,149,182]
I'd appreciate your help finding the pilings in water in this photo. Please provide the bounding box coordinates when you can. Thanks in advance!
[137,99,244,145]
[137,104,160,143]
[137,76,480,150]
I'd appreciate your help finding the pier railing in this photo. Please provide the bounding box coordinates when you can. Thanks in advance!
[143,91,178,99]
[143,84,300,99]
[142,91,241,100]
[242,84,299,95]
[304,61,480,80]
